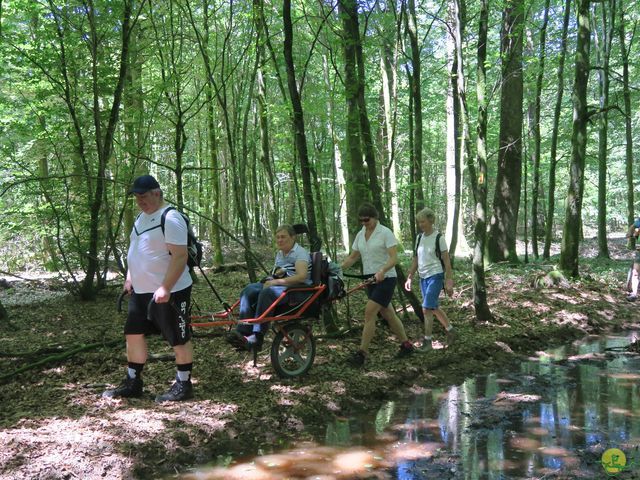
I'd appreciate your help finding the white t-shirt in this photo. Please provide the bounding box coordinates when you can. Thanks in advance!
[352,222,398,278]
[127,205,193,294]
[416,231,448,279]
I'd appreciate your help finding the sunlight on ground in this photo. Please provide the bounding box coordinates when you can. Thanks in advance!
[180,440,444,479]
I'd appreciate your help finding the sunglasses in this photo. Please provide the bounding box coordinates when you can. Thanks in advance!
[359,217,371,223]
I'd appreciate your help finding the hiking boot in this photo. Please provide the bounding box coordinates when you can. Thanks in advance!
[446,328,457,345]
[627,294,637,302]
[155,380,193,403]
[102,376,143,399]
[417,340,432,353]
[347,350,366,367]
[396,341,415,358]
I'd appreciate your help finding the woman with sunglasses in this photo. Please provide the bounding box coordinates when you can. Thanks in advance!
[340,202,415,367]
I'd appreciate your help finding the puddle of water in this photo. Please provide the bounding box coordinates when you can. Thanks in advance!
[179,333,640,479]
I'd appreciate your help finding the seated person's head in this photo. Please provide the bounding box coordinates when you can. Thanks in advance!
[275,224,297,252]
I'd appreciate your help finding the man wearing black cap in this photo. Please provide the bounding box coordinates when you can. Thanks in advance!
[103,174,194,402]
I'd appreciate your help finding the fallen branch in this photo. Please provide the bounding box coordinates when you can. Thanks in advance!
[0,338,121,383]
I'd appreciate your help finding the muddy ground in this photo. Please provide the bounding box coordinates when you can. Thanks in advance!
[0,238,638,479]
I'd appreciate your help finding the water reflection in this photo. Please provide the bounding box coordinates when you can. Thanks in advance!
[181,334,640,479]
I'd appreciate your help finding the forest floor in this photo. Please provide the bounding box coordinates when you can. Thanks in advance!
[0,237,639,479]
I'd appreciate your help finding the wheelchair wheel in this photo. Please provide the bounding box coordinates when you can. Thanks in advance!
[270,323,316,378]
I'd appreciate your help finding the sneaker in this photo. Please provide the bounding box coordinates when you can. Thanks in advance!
[102,376,143,398]
[417,340,433,353]
[347,350,366,367]
[396,341,415,358]
[446,328,457,344]
[155,380,193,403]
[226,331,249,350]
[627,294,637,302]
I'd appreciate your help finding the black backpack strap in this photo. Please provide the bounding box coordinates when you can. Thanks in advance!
[160,206,175,236]
[133,211,161,236]
[414,233,423,257]
[435,232,445,269]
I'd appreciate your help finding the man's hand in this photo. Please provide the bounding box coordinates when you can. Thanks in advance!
[404,277,412,291]
[154,285,171,303]
[123,279,133,294]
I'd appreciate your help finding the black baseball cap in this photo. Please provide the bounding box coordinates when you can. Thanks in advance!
[128,174,160,195]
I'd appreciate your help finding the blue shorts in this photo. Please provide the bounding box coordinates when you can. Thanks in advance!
[366,277,397,308]
[420,273,443,309]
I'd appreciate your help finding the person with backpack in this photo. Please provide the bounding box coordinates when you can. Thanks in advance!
[404,207,455,352]
[625,217,640,301]
[340,202,415,367]
[103,174,194,402]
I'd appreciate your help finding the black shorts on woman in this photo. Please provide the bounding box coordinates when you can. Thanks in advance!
[366,277,397,308]
[124,286,192,346]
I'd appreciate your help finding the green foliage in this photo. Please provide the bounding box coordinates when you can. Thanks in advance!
[0,0,638,287]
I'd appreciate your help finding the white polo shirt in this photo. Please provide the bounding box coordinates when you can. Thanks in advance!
[352,222,398,278]
[127,205,193,294]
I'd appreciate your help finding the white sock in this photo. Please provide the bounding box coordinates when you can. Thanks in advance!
[176,370,191,382]
[127,367,138,379]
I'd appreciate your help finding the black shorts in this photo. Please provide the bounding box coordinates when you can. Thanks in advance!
[124,286,192,346]
[366,277,397,308]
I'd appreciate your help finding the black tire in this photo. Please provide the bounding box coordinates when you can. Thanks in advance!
[270,323,316,378]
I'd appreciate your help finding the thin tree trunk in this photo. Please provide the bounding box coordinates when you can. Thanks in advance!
[544,0,571,259]
[340,0,369,234]
[450,0,472,260]
[469,0,492,321]
[445,28,460,258]
[254,0,278,235]
[619,7,635,248]
[81,0,136,300]
[559,0,591,277]
[595,0,615,258]
[283,0,320,251]
[323,54,350,254]
[531,0,551,259]
[406,0,424,216]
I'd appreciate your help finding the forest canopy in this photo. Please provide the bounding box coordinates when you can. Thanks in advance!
[0,0,637,306]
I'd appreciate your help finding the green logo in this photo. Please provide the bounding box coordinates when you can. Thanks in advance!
[602,448,627,476]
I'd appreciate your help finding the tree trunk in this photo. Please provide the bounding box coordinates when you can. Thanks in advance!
[559,0,591,277]
[81,0,135,300]
[406,0,424,218]
[0,300,7,322]
[445,28,460,258]
[487,0,524,264]
[469,0,492,321]
[203,0,224,266]
[595,0,616,258]
[323,54,350,254]
[254,0,278,235]
[406,65,417,241]
[619,6,635,247]
[283,0,320,251]
[531,0,551,259]
[544,0,571,259]
[340,0,369,235]
[449,0,472,260]
[380,38,401,240]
